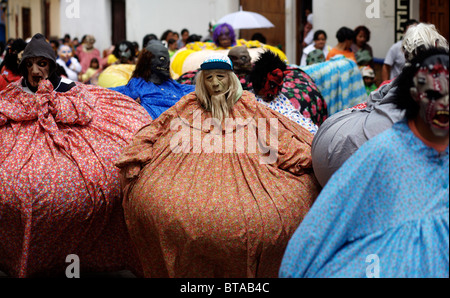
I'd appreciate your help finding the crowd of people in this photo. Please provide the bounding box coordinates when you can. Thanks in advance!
[0,16,448,279]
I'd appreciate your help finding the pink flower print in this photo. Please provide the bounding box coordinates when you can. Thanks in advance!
[290,99,300,109]
[303,110,311,119]
[284,82,296,89]
[304,93,311,103]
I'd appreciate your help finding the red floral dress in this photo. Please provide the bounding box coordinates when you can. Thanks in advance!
[0,79,152,277]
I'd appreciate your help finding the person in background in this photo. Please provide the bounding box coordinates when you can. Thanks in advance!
[98,41,137,88]
[326,27,356,63]
[251,33,267,44]
[75,35,102,74]
[213,23,237,49]
[160,30,174,48]
[361,65,377,95]
[351,25,374,67]
[300,30,331,67]
[302,14,315,48]
[142,34,158,49]
[56,44,82,82]
[178,28,190,48]
[381,19,419,82]
[0,38,27,91]
[168,38,178,58]
[49,39,60,58]
[80,57,101,85]
[202,21,216,42]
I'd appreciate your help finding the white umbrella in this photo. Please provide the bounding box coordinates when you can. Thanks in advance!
[217,6,275,30]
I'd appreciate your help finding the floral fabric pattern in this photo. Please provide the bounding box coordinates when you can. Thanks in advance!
[0,79,152,277]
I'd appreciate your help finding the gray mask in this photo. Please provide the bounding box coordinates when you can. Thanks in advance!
[146,41,171,84]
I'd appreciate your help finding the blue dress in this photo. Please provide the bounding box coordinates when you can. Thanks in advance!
[279,120,449,278]
[111,77,195,120]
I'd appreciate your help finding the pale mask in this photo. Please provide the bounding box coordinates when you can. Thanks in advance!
[25,57,51,88]
[411,55,449,137]
[204,69,230,96]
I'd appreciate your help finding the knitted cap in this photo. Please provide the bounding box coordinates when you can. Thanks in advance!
[201,54,233,71]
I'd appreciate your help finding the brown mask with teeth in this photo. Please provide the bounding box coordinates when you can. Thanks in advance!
[410,55,449,138]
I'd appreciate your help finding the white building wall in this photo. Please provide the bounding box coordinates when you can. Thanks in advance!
[59,0,112,54]
[313,0,420,60]
[126,0,239,49]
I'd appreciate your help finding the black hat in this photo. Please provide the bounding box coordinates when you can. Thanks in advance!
[19,33,57,77]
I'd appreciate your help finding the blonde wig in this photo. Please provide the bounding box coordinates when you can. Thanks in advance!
[195,70,243,122]
[402,23,449,62]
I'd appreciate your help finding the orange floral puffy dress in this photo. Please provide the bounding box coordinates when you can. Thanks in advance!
[0,80,151,277]
[117,91,321,278]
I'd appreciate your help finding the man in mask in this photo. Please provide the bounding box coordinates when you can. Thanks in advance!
[0,33,151,277]
[115,54,320,278]
[19,33,76,93]
[280,47,449,278]
[111,40,195,120]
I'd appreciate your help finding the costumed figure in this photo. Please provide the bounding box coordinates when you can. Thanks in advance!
[56,44,82,82]
[178,46,328,126]
[249,51,318,135]
[0,38,27,91]
[170,23,288,80]
[116,54,321,278]
[98,41,137,88]
[111,40,195,120]
[280,47,449,278]
[0,34,152,277]
[311,23,449,187]
[300,54,367,116]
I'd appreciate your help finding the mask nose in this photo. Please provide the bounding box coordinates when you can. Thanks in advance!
[30,63,41,75]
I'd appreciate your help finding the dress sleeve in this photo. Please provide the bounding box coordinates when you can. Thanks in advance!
[279,135,388,278]
[115,109,175,195]
[264,108,315,176]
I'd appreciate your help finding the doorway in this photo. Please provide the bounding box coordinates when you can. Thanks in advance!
[111,0,126,46]
[296,0,312,65]
[22,7,31,40]
[239,0,286,52]
[420,0,449,41]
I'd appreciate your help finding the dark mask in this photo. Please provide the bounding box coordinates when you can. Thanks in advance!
[228,46,252,75]
[118,43,132,64]
[146,41,171,85]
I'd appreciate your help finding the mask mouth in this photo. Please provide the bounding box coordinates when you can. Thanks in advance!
[30,75,45,85]
[433,110,450,128]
